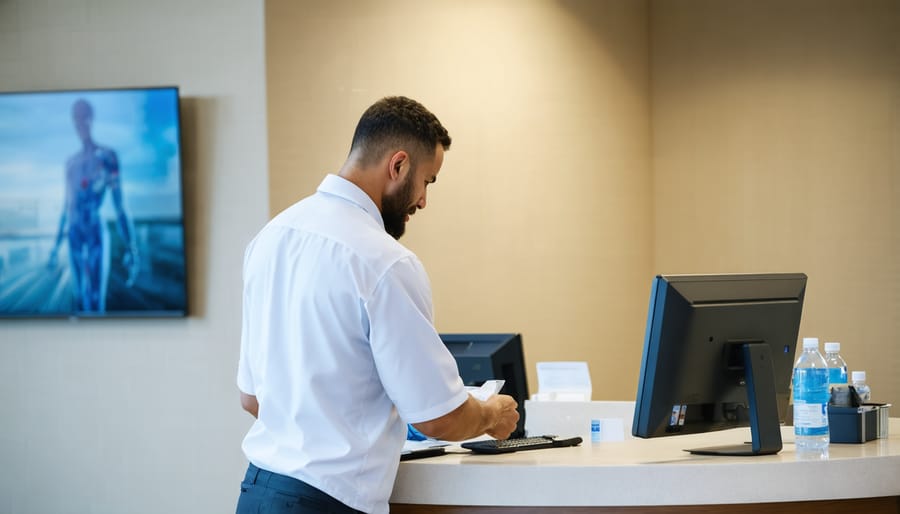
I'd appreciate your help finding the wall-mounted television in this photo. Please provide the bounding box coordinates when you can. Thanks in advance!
[0,86,188,318]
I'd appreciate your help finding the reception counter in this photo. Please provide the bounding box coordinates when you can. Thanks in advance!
[390,419,900,513]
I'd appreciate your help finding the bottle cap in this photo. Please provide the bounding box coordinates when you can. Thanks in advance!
[802,337,819,349]
[824,342,840,352]
[851,371,866,382]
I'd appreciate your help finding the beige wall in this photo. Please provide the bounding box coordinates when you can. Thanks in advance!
[0,1,268,512]
[266,0,652,400]
[267,0,899,408]
[652,0,900,408]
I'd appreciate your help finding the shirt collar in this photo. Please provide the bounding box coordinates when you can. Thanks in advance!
[317,174,384,230]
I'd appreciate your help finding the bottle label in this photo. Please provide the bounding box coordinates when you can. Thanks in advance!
[591,419,601,443]
[793,403,829,435]
[793,367,829,434]
[793,368,830,404]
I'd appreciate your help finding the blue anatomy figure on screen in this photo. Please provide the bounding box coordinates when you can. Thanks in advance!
[47,99,139,312]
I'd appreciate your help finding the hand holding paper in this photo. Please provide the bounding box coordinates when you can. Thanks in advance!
[466,379,505,401]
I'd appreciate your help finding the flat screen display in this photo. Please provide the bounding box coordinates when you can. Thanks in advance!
[0,86,188,317]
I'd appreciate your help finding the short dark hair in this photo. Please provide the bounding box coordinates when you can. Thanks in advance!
[349,96,451,167]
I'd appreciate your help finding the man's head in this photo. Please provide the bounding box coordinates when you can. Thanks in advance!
[72,99,93,144]
[349,96,451,169]
[349,96,452,239]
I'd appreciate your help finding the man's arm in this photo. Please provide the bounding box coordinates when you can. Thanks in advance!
[412,394,519,442]
[240,392,259,419]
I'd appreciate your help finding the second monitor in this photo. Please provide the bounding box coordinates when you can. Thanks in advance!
[441,333,529,438]
[632,273,807,456]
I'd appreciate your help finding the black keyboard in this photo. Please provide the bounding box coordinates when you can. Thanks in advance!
[461,435,583,454]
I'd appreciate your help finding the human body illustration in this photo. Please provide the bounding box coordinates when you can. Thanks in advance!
[48,99,138,312]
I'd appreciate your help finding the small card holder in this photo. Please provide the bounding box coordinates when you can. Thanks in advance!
[828,384,891,443]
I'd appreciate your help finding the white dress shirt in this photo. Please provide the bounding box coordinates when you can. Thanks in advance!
[237,174,468,513]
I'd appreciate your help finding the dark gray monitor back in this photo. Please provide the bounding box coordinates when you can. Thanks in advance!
[632,273,806,454]
[441,333,528,438]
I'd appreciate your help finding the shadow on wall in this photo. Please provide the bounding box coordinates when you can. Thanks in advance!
[553,0,649,89]
[178,96,216,319]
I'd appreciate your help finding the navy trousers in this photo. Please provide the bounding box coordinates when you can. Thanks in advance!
[236,463,364,514]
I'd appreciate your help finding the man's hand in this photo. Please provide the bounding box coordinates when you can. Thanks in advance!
[412,393,520,442]
[240,392,259,418]
[483,394,519,440]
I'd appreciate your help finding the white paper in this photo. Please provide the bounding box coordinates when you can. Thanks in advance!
[402,439,450,452]
[466,379,505,401]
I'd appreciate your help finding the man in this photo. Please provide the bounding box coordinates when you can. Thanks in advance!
[236,96,519,514]
[48,98,139,312]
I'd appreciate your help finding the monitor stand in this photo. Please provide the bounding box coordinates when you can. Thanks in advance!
[686,343,783,456]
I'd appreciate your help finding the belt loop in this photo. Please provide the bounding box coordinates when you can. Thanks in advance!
[249,463,261,485]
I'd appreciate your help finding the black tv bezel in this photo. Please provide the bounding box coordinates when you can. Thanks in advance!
[0,85,189,319]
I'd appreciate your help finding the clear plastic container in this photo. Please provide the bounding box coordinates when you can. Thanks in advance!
[824,341,848,386]
[793,337,830,453]
[850,371,871,403]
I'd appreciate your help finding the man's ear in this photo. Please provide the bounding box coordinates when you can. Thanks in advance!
[387,150,409,182]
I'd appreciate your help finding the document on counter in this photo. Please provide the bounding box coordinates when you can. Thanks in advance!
[400,440,449,461]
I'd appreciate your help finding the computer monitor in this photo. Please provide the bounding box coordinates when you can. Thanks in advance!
[632,273,807,456]
[441,333,529,438]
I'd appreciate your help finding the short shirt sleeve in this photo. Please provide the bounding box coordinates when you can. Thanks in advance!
[367,256,468,424]
[236,246,256,396]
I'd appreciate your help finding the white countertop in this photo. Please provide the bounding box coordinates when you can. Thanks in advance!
[391,419,900,507]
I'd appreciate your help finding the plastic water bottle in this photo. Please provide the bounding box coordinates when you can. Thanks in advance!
[793,337,829,453]
[850,371,871,403]
[823,342,848,386]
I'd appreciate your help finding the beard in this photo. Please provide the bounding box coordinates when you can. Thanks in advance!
[381,170,416,240]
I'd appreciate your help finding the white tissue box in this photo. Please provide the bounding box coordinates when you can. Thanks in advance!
[525,400,636,442]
